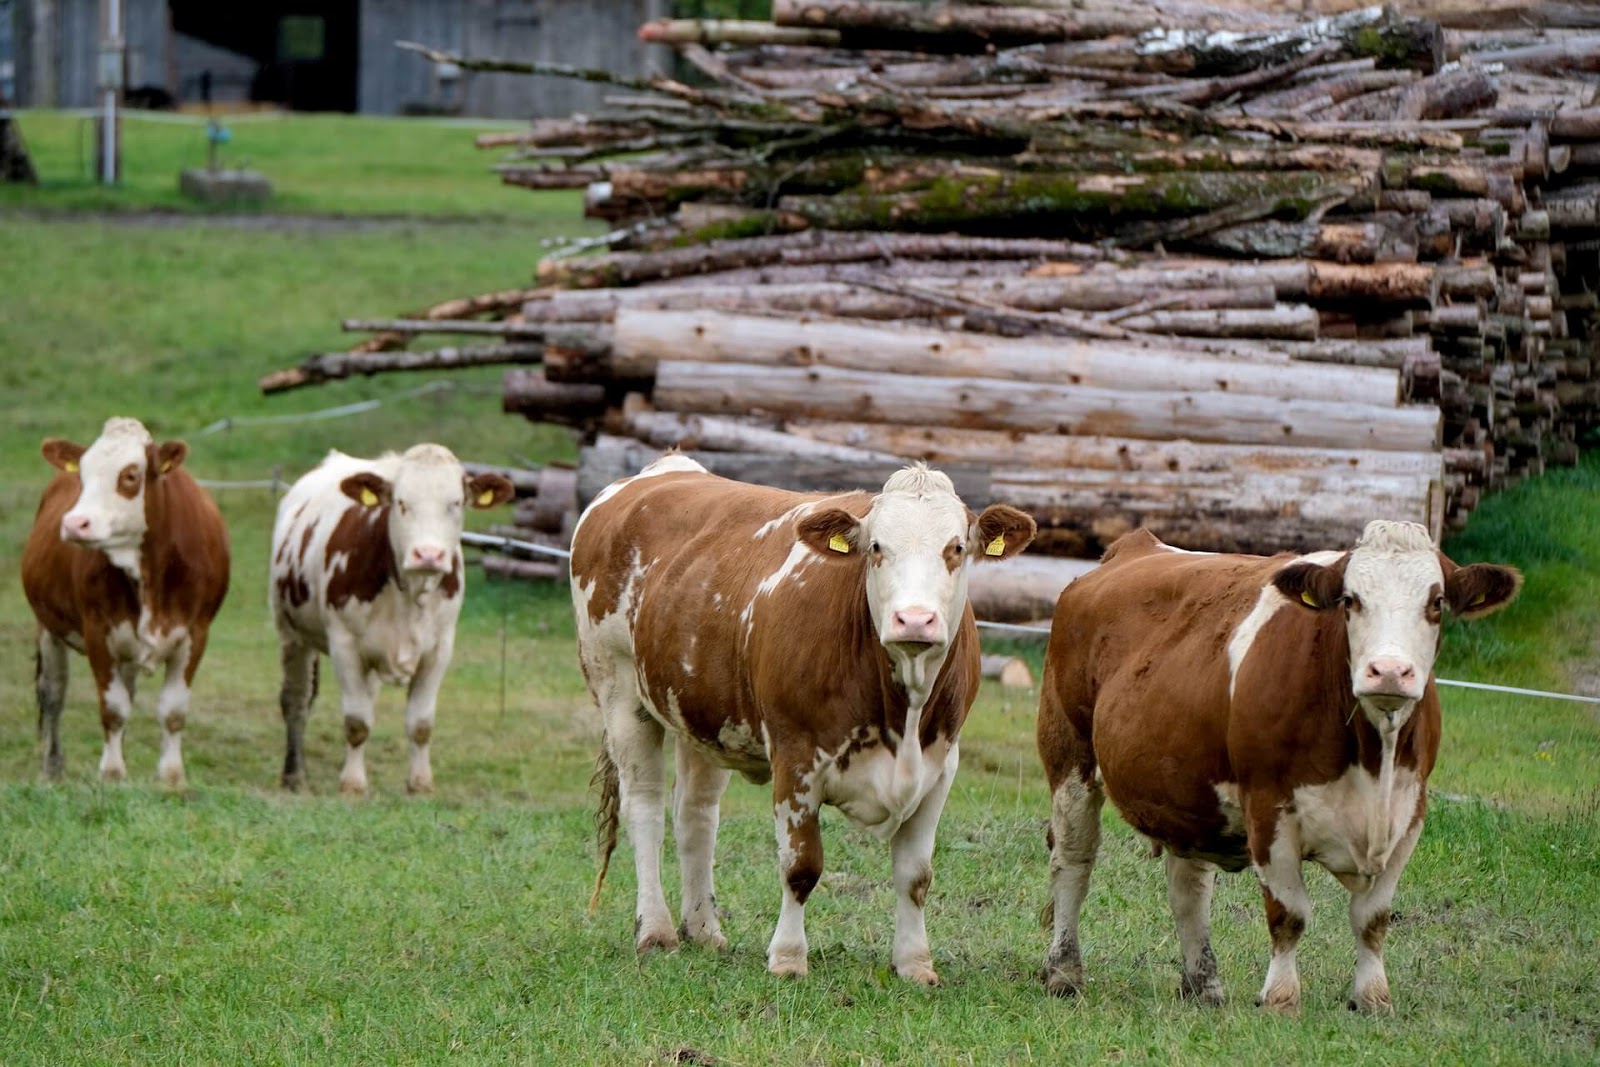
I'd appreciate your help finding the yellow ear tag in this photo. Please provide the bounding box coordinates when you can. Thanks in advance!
[161,460,173,473]
[1470,592,1486,606]
[1301,590,1319,608]
[478,489,495,507]
[828,533,851,554]
[360,488,379,507]
[64,461,77,472]
[985,534,1006,557]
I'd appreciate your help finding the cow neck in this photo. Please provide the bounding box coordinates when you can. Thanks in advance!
[1307,606,1415,870]
[131,473,181,616]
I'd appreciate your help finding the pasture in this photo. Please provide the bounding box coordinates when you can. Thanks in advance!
[2,118,1599,1065]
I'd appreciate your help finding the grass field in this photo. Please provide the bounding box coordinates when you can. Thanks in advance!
[2,132,1598,1063]
[1,111,586,219]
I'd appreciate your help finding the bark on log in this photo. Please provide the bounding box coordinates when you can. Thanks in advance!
[638,18,843,46]
[966,555,1097,624]
[502,368,611,427]
[576,434,990,507]
[536,231,1109,288]
[786,421,1445,480]
[264,343,547,393]
[1113,305,1321,340]
[623,410,900,461]
[608,308,1400,404]
[652,361,1442,450]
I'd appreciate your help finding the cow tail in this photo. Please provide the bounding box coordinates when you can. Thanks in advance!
[588,739,621,913]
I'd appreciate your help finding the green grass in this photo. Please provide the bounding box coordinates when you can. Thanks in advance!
[1,111,590,219]
[0,214,1598,1064]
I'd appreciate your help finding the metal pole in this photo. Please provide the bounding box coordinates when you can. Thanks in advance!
[100,0,121,184]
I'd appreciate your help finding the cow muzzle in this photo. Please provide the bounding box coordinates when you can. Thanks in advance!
[405,545,451,573]
[60,514,95,543]
[1356,657,1421,704]
[884,607,944,649]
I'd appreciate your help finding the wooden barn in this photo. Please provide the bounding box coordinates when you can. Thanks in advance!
[7,0,669,116]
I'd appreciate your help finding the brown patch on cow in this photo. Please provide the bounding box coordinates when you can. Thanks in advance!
[276,571,311,609]
[344,715,370,748]
[908,867,932,910]
[411,721,433,746]
[115,463,141,499]
[100,702,125,733]
[164,710,187,733]
[1424,581,1443,625]
[325,503,396,609]
[1362,911,1390,953]
[298,523,316,561]
[943,538,963,573]
[440,555,462,599]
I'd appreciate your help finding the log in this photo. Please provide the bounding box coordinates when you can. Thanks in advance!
[966,555,1097,624]
[608,309,1401,405]
[991,467,1439,554]
[784,421,1445,480]
[264,342,546,393]
[637,18,843,47]
[980,655,1035,689]
[502,368,610,426]
[535,231,1110,288]
[1113,305,1321,340]
[652,362,1442,451]
[623,410,898,461]
[341,318,548,338]
[575,434,991,507]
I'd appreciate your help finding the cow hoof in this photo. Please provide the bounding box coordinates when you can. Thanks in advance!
[339,778,369,797]
[767,956,809,979]
[896,962,941,987]
[1044,966,1085,998]
[636,930,680,955]
[678,923,728,952]
[1255,987,1301,1015]
[406,777,435,796]
[100,765,127,783]
[281,773,306,793]
[1348,986,1394,1015]
[1181,975,1225,1007]
[157,768,187,790]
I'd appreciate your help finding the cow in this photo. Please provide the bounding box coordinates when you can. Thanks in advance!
[269,445,514,795]
[1036,521,1522,1013]
[571,457,1036,983]
[21,417,231,786]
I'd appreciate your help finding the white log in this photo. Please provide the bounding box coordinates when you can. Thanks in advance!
[613,309,1401,406]
[967,555,1098,625]
[622,410,899,462]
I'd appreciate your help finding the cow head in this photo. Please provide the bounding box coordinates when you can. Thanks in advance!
[1274,520,1521,731]
[42,417,188,559]
[339,444,514,588]
[796,466,1035,685]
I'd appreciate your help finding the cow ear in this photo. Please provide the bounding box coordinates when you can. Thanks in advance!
[1444,562,1523,620]
[153,440,188,476]
[42,439,86,473]
[465,473,515,509]
[340,473,392,509]
[796,507,861,559]
[1273,559,1348,611]
[973,504,1036,563]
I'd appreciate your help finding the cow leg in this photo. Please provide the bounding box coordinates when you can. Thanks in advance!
[87,641,131,782]
[403,637,453,796]
[1165,852,1224,1005]
[889,743,958,986]
[329,632,378,796]
[672,742,732,950]
[154,631,202,789]
[1044,768,1104,997]
[1346,816,1423,1014]
[36,631,68,781]
[1254,820,1311,1014]
[768,757,823,978]
[278,640,317,792]
[607,707,676,953]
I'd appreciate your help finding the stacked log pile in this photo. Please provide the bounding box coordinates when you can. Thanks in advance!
[263,0,1600,591]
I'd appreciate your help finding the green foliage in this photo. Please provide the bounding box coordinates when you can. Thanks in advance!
[0,208,1596,1064]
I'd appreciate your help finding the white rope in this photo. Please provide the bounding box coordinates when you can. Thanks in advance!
[185,380,458,438]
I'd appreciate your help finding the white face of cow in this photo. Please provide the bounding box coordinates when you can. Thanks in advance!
[796,466,1035,686]
[339,444,514,587]
[42,417,188,558]
[1274,520,1522,731]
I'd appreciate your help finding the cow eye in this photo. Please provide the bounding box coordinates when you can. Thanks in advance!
[1433,595,1446,612]
[869,540,881,554]
[1343,593,1362,612]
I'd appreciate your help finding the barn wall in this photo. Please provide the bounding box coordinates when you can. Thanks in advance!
[359,0,670,118]
[12,0,169,108]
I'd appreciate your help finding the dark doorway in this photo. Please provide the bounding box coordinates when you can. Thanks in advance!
[170,0,358,112]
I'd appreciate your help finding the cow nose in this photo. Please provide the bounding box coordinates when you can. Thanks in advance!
[409,545,449,571]
[60,514,92,541]
[888,609,941,645]
[1363,657,1417,695]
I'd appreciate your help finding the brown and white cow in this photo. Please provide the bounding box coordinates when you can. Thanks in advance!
[1037,521,1521,1013]
[269,445,514,795]
[21,417,231,786]
[572,457,1035,983]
